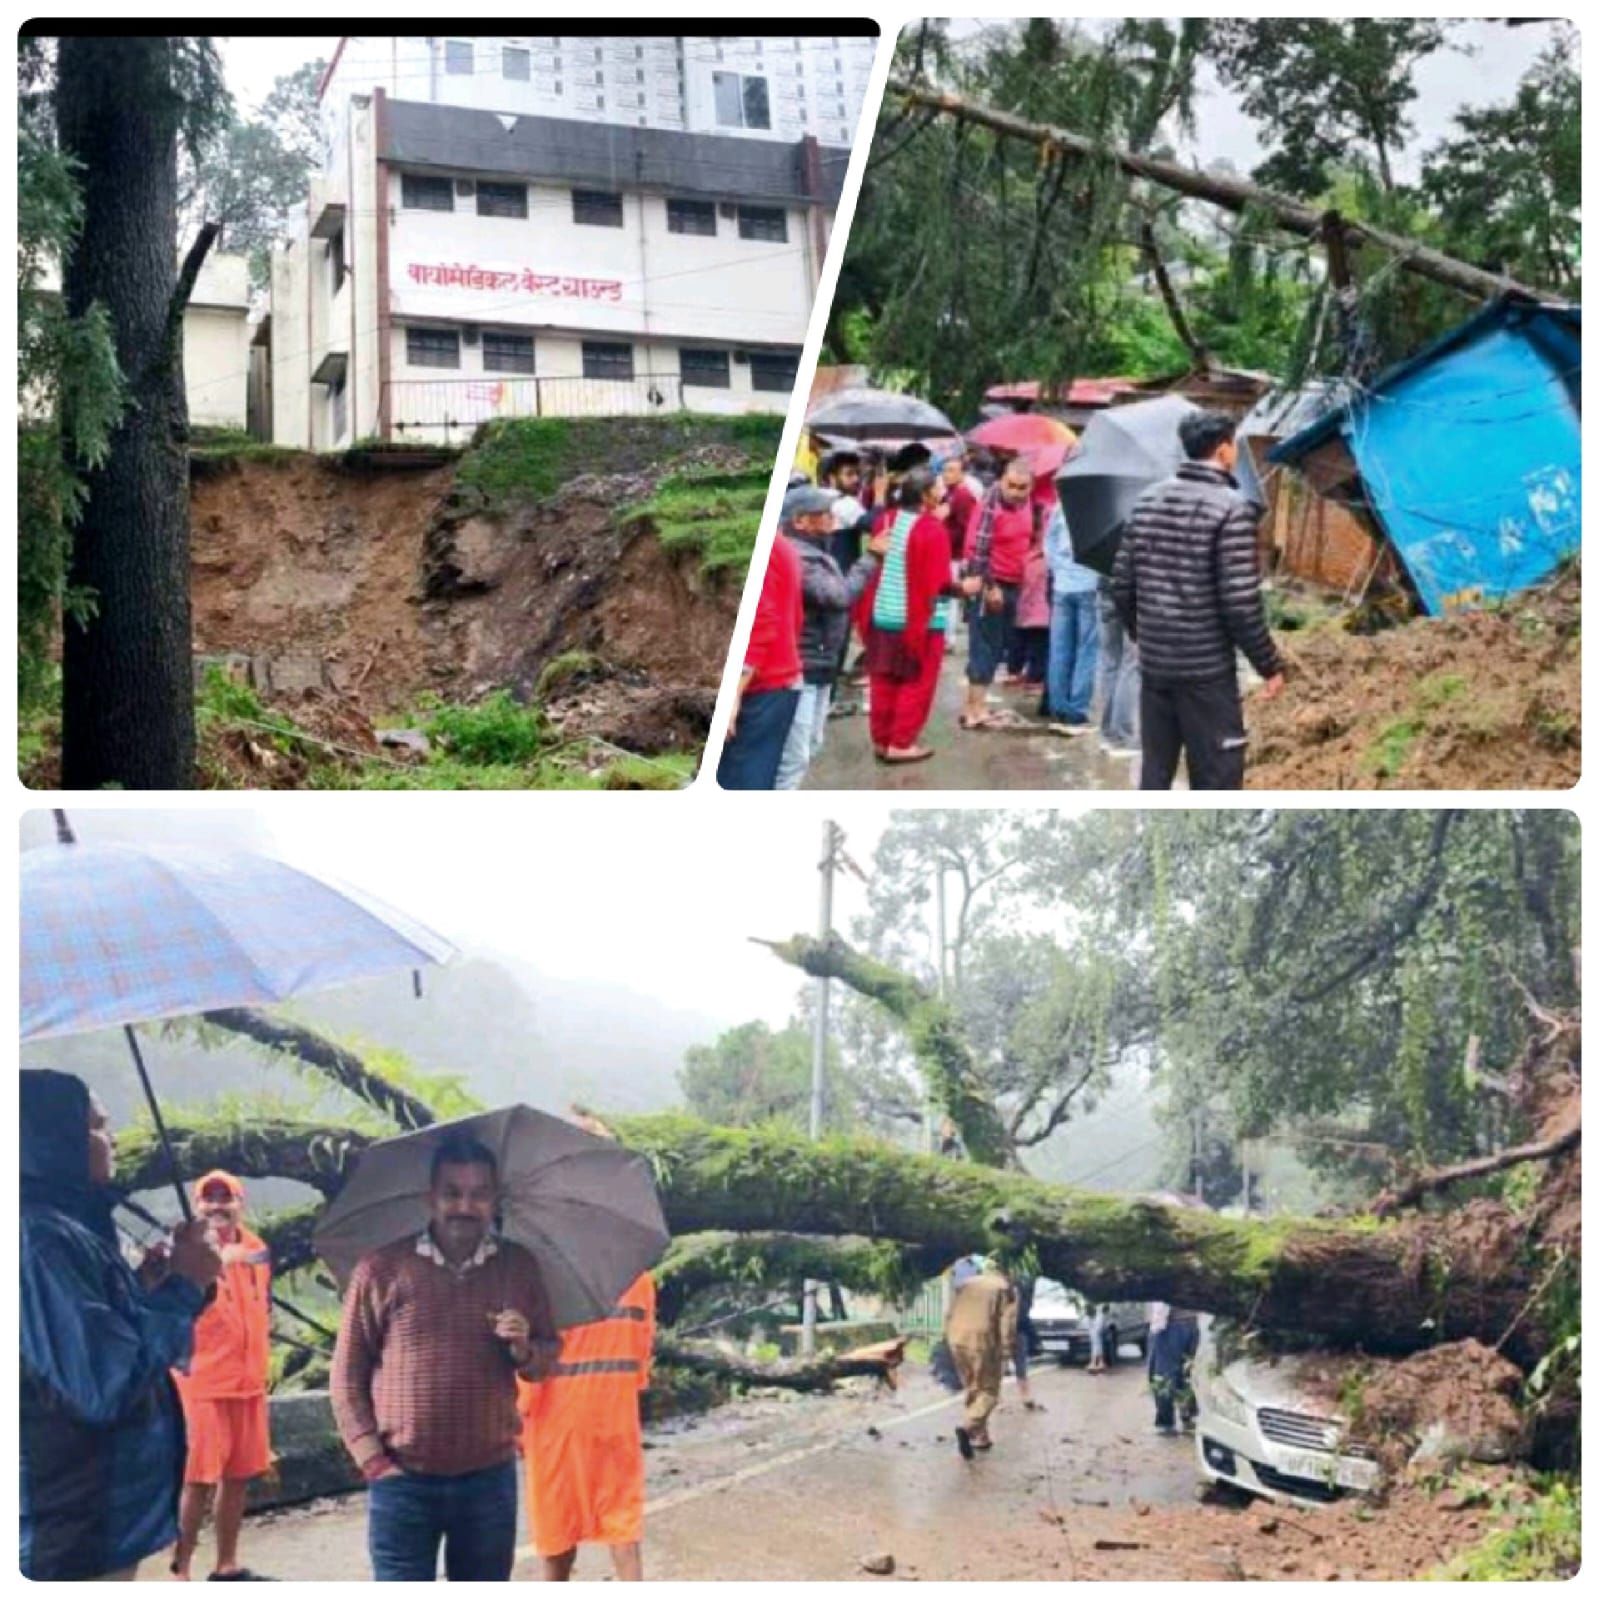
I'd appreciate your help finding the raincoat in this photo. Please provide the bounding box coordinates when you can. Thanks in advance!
[20,1070,205,1580]
[519,1273,656,1556]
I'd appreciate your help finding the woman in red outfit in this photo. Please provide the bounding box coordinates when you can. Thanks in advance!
[861,467,957,764]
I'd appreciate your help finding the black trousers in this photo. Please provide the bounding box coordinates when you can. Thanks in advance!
[1139,676,1247,791]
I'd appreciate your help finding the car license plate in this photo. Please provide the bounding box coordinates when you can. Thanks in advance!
[1275,1450,1377,1491]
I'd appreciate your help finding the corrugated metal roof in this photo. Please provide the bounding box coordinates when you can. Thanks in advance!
[381,98,846,207]
[1269,296,1580,465]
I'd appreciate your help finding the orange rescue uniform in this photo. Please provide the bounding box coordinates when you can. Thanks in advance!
[518,1273,655,1556]
[171,1224,274,1485]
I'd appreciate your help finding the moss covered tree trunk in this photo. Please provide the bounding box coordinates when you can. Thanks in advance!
[120,1111,1551,1363]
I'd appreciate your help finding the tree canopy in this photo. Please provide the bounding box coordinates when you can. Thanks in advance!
[833,19,1579,413]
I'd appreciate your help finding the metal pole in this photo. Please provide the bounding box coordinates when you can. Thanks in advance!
[801,820,837,1357]
[928,866,948,1155]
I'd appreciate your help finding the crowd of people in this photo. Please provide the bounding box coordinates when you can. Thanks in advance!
[717,408,1285,791]
[19,1071,653,1583]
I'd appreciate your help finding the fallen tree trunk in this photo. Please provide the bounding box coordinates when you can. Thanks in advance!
[656,1334,907,1393]
[121,1112,1551,1363]
[757,933,1014,1167]
[658,1230,941,1324]
[885,78,1550,304]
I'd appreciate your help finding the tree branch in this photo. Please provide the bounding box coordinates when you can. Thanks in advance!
[1372,1127,1582,1218]
[202,1007,439,1130]
[884,79,1552,303]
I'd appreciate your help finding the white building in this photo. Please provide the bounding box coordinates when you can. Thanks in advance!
[268,34,876,449]
[36,250,253,431]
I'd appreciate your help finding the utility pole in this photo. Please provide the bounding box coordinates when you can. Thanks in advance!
[801,819,839,1357]
[928,865,948,1155]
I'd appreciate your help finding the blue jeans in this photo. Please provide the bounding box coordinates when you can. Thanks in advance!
[716,687,800,790]
[1096,592,1140,748]
[367,1460,518,1581]
[774,682,831,790]
[1047,590,1100,722]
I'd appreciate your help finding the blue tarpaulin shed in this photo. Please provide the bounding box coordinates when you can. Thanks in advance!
[1268,297,1580,615]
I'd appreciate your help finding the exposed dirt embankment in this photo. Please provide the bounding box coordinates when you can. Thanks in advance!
[188,418,774,756]
[1248,570,1579,789]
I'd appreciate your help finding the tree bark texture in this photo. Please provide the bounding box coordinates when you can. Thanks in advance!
[57,37,198,789]
[120,1111,1551,1364]
[758,933,1015,1168]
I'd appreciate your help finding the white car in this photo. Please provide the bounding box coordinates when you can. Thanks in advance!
[1191,1318,1381,1506]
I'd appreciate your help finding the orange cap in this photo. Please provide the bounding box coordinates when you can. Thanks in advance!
[193,1168,245,1202]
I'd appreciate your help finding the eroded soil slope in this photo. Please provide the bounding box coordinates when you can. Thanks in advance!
[189,423,767,756]
[1248,571,1580,789]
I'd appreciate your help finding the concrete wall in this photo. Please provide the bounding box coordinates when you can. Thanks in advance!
[183,306,250,429]
[386,177,816,346]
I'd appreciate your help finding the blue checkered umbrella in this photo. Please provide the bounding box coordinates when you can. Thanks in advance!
[21,814,457,1214]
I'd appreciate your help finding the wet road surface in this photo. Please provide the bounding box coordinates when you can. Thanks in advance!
[159,1360,1198,1581]
[804,629,1140,792]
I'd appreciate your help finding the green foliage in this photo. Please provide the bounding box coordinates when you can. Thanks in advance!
[1209,19,1454,193]
[17,56,126,705]
[422,691,545,765]
[1420,33,1580,298]
[625,467,773,576]
[1427,1476,1580,1580]
[679,1021,856,1135]
[180,57,325,287]
[455,417,576,504]
[534,650,604,697]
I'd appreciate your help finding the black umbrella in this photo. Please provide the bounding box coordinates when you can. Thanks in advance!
[1053,395,1200,576]
[806,386,957,442]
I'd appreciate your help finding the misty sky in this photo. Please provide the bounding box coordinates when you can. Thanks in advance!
[20,805,900,1031]
[217,22,1563,181]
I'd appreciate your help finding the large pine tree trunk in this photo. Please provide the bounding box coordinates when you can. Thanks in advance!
[56,37,197,789]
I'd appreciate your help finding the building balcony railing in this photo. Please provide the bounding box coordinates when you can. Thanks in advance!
[383,374,690,441]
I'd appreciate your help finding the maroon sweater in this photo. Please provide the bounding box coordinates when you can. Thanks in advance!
[331,1235,557,1477]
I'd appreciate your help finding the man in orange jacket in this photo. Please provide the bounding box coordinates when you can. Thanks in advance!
[517,1272,655,1581]
[170,1170,274,1581]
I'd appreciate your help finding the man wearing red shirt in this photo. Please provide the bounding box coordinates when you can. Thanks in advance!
[716,527,804,789]
[941,452,980,560]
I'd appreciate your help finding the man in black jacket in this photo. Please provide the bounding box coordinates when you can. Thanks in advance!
[1111,410,1286,789]
[774,484,887,789]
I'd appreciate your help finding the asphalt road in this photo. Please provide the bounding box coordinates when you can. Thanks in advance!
[155,1358,1198,1581]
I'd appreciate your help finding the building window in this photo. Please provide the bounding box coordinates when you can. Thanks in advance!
[749,350,800,392]
[582,341,634,381]
[328,228,345,293]
[503,45,530,81]
[445,40,473,75]
[738,205,788,244]
[402,174,454,212]
[476,181,528,219]
[667,197,716,237]
[572,189,623,227]
[713,70,771,131]
[483,331,536,374]
[680,347,731,389]
[406,327,460,370]
[330,374,348,441]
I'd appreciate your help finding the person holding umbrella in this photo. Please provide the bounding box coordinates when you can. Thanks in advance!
[331,1135,560,1581]
[1111,409,1286,789]
[20,1069,223,1581]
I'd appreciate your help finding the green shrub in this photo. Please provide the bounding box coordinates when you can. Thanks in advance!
[423,691,544,765]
